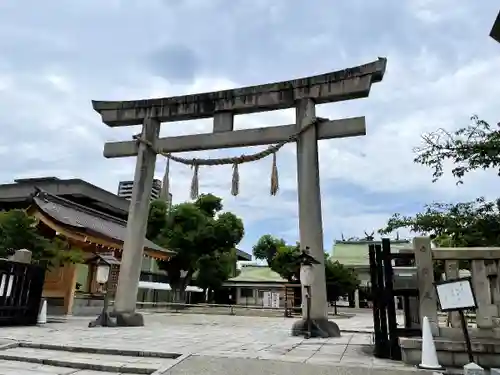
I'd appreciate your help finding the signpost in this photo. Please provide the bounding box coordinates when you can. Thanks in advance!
[434,277,478,363]
[263,292,280,308]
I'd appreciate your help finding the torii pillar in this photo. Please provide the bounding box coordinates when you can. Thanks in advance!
[92,57,387,330]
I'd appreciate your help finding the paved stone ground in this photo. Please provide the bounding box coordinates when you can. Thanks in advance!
[0,312,416,374]
[162,355,432,375]
[0,359,144,374]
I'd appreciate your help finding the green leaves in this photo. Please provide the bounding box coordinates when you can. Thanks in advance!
[414,115,500,184]
[325,258,359,301]
[381,115,500,248]
[147,193,245,294]
[379,197,500,247]
[252,234,359,300]
[271,243,301,282]
[146,200,169,240]
[196,249,236,297]
[0,209,83,269]
[252,235,286,265]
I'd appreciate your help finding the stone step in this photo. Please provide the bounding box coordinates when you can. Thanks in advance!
[0,346,180,374]
[0,359,144,375]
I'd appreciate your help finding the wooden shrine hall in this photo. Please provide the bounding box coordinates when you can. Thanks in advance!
[27,189,174,315]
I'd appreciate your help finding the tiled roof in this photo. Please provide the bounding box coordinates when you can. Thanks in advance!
[228,265,286,283]
[331,240,412,266]
[235,249,251,261]
[31,189,173,255]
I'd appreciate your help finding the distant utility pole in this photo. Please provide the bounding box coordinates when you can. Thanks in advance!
[490,10,500,44]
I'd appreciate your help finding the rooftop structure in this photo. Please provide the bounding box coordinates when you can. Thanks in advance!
[491,10,500,43]
[0,177,129,220]
[28,189,173,260]
[117,179,162,201]
[226,264,286,285]
[0,176,251,261]
[331,239,412,267]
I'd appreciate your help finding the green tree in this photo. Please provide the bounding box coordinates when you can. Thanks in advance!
[0,209,83,268]
[146,199,169,240]
[325,256,359,314]
[148,194,244,302]
[252,235,286,265]
[380,115,500,277]
[379,198,500,247]
[195,249,237,302]
[252,235,360,311]
[381,114,500,246]
[252,235,301,282]
[270,243,301,282]
[415,115,500,184]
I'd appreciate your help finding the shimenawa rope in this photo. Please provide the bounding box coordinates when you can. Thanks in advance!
[134,116,328,199]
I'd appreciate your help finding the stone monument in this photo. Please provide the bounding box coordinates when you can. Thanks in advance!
[92,57,387,331]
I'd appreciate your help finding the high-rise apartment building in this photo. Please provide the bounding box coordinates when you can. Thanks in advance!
[117,179,162,201]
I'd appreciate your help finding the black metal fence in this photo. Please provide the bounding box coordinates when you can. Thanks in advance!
[369,239,421,360]
[0,259,45,326]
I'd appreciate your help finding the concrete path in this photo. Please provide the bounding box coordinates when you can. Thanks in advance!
[162,355,430,375]
[0,312,414,374]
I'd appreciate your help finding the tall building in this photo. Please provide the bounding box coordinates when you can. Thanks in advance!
[117,179,162,201]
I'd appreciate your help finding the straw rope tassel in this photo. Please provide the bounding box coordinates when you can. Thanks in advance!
[160,157,170,201]
[190,163,199,200]
[231,162,240,196]
[270,151,279,196]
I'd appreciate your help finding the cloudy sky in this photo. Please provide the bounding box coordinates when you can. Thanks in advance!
[0,0,499,255]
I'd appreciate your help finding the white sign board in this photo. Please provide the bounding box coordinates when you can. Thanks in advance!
[263,292,280,308]
[271,292,280,308]
[435,279,476,312]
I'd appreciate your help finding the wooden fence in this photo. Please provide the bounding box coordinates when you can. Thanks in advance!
[0,259,45,326]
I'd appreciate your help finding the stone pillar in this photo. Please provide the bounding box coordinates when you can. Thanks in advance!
[291,98,340,337]
[413,236,438,333]
[9,249,32,264]
[113,117,160,326]
[354,288,360,309]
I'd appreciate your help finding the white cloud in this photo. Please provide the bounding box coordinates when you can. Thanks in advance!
[0,0,498,253]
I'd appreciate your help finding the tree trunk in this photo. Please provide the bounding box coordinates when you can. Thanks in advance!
[171,270,194,304]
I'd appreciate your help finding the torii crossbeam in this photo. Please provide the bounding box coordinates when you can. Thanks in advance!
[93,57,387,334]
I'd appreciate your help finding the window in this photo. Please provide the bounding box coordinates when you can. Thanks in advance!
[240,288,253,298]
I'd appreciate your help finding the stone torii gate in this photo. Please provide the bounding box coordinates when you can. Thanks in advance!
[92,57,387,334]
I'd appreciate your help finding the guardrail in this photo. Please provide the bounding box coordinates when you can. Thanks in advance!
[133,301,292,317]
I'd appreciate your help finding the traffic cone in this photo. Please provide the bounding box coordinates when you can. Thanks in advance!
[418,316,442,371]
[37,299,47,325]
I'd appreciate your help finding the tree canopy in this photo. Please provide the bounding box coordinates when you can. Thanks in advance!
[379,198,500,247]
[415,115,500,184]
[252,235,299,282]
[195,249,237,301]
[0,209,83,268]
[325,257,359,303]
[380,115,500,249]
[147,194,244,298]
[252,235,359,302]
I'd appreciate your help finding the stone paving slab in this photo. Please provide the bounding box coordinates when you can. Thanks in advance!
[0,312,411,371]
[159,355,427,375]
[0,359,144,374]
[0,346,180,374]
